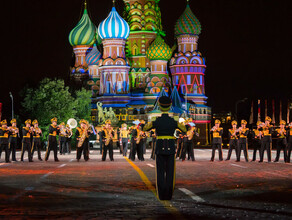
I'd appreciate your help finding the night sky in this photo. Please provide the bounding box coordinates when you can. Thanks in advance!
[3,0,292,120]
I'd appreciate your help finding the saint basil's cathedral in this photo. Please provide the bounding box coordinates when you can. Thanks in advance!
[68,0,211,144]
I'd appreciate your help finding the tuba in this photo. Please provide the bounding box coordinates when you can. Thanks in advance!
[67,118,77,129]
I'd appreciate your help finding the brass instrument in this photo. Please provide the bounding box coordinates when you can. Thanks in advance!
[78,124,89,148]
[136,129,143,144]
[187,129,194,141]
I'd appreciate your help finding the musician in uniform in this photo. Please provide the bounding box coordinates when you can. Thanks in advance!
[31,120,43,161]
[137,125,146,161]
[236,120,249,162]
[101,120,114,161]
[210,119,223,162]
[129,124,139,161]
[59,122,67,155]
[0,120,11,163]
[66,124,72,154]
[183,124,195,161]
[251,121,262,161]
[226,120,238,161]
[150,129,157,160]
[45,117,60,162]
[120,123,129,157]
[274,120,288,162]
[143,96,186,200]
[287,122,292,163]
[76,119,92,162]
[259,116,273,163]
[21,119,33,162]
[8,119,19,162]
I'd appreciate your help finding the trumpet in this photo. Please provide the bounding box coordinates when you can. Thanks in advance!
[211,126,218,131]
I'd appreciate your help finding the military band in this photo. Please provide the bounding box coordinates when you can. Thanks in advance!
[0,115,292,166]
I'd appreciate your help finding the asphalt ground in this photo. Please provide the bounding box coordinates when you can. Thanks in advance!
[0,149,291,219]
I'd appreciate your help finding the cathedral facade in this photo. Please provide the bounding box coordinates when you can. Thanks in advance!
[68,0,211,144]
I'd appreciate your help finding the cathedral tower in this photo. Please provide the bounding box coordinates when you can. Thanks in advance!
[123,0,163,90]
[69,1,96,82]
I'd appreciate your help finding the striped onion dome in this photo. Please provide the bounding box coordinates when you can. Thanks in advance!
[146,35,172,61]
[85,44,101,65]
[69,4,96,46]
[98,7,130,40]
[174,3,201,37]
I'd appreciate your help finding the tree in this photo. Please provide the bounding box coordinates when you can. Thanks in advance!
[21,78,92,141]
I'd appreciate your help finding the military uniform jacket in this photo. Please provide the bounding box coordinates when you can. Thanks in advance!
[9,127,18,144]
[238,128,249,144]
[210,128,223,144]
[48,125,59,142]
[101,129,114,143]
[252,129,262,143]
[275,128,287,139]
[143,113,186,155]
[32,128,42,144]
[131,129,138,140]
[76,127,91,143]
[22,127,31,143]
[0,127,10,145]
[287,127,292,143]
[261,125,273,142]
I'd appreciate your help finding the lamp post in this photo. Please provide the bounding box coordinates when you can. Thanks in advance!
[9,92,14,120]
[235,97,248,120]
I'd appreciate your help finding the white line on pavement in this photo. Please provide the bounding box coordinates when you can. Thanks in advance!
[147,163,155,168]
[41,172,54,179]
[69,159,74,162]
[179,188,205,202]
[265,171,287,178]
[230,163,247,169]
[0,163,9,166]
[57,164,66,168]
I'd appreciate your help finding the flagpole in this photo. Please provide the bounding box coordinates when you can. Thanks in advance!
[249,101,254,125]
[257,99,261,122]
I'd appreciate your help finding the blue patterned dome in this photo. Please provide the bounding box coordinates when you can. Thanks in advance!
[86,44,102,65]
[98,7,130,40]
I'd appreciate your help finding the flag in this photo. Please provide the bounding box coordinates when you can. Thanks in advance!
[265,99,268,118]
[272,99,276,124]
[257,100,261,122]
[280,100,282,122]
[249,101,253,124]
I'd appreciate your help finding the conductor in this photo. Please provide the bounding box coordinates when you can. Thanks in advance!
[143,96,186,200]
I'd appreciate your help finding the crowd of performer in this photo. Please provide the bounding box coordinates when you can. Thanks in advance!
[0,115,291,164]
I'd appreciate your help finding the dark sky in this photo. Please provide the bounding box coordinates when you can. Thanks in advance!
[2,0,292,119]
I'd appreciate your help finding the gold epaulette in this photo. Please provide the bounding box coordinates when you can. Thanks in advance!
[151,117,156,122]
[174,116,179,121]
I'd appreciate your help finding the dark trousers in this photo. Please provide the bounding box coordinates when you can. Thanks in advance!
[151,139,156,160]
[211,143,223,161]
[186,141,195,161]
[252,140,261,161]
[130,139,137,161]
[122,139,128,156]
[226,139,238,160]
[31,141,42,160]
[287,141,292,163]
[45,140,58,161]
[0,144,10,163]
[102,142,113,161]
[59,141,67,154]
[21,142,32,162]
[260,141,272,162]
[9,142,17,161]
[67,139,72,154]
[137,142,144,161]
[237,142,249,162]
[274,139,287,162]
[156,154,175,200]
[117,140,122,154]
[176,140,182,159]
[181,141,188,160]
[76,143,89,161]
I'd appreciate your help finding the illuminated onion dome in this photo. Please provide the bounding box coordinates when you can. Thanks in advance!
[174,3,201,37]
[69,5,96,46]
[98,7,130,40]
[146,35,172,61]
[85,44,101,65]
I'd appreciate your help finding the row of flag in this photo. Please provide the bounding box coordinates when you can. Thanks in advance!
[249,100,290,124]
